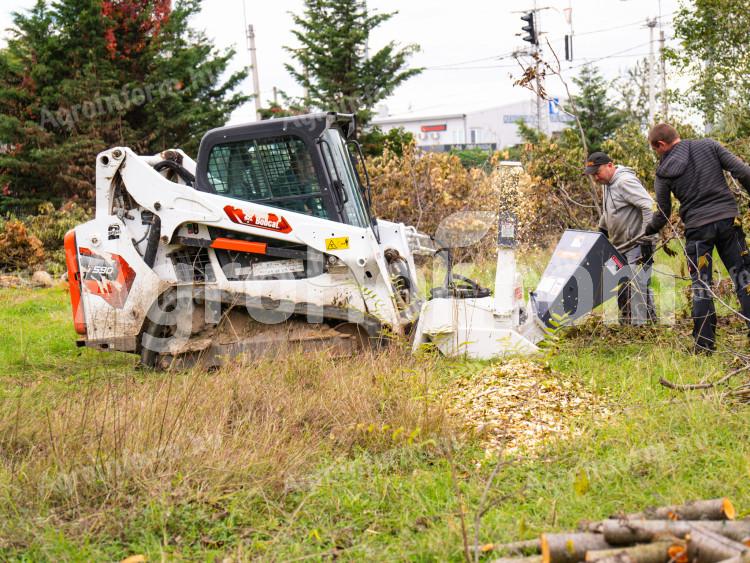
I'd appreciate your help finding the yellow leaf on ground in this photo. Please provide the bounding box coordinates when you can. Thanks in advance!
[121,556,146,563]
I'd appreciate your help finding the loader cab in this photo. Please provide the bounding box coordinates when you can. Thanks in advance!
[195,112,373,230]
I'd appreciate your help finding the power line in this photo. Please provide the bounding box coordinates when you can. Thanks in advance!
[426,50,520,70]
[424,63,520,71]
[561,41,653,71]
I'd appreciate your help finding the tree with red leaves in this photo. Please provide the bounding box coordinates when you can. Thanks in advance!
[0,0,248,211]
[101,0,171,61]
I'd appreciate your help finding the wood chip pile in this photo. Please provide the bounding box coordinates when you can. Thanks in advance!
[444,360,612,454]
[486,498,749,563]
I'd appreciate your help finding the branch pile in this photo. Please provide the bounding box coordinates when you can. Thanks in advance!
[485,498,749,563]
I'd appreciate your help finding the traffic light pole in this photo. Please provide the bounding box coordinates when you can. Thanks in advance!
[521,3,545,134]
[535,1,543,134]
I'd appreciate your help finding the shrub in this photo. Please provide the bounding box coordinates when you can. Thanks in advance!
[0,220,45,272]
[25,201,91,275]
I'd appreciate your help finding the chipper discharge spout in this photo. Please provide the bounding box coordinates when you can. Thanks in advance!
[412,226,631,359]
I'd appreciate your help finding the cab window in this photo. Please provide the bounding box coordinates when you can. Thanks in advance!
[206,135,327,218]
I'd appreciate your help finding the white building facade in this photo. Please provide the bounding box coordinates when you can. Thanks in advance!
[371,98,573,151]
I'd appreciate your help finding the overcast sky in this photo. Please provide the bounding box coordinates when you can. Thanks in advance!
[1,0,682,125]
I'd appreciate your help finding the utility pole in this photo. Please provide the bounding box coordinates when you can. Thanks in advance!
[658,0,668,120]
[659,30,668,119]
[647,18,657,125]
[535,1,545,134]
[272,86,278,106]
[246,24,261,121]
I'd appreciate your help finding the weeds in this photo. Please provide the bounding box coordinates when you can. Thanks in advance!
[0,344,453,550]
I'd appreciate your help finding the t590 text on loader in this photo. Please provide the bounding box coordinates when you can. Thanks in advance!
[63,112,632,367]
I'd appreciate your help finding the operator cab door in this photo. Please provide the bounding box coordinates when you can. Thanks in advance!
[194,113,371,229]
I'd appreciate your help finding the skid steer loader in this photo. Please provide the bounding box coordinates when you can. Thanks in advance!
[64,112,631,368]
[64,113,432,368]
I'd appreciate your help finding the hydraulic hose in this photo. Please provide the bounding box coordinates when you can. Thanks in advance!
[153,160,195,186]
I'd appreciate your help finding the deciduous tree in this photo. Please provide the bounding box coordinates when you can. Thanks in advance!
[0,0,248,211]
[668,0,750,134]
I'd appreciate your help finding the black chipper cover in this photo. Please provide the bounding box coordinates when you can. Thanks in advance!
[530,230,631,328]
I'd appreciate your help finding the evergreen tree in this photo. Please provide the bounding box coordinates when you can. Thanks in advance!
[284,0,422,125]
[568,65,624,153]
[0,0,248,210]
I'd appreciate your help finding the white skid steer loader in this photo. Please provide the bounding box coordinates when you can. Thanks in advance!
[64,112,631,368]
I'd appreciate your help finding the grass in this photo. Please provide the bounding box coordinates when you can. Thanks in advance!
[2,247,750,560]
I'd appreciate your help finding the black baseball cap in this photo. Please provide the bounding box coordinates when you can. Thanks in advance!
[583,152,613,174]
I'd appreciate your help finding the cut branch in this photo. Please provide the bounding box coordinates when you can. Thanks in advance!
[687,527,750,563]
[612,498,736,521]
[601,520,750,546]
[541,532,611,563]
[659,366,749,391]
[585,541,681,563]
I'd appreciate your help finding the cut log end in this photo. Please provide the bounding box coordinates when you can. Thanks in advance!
[541,534,551,563]
[669,544,688,563]
[723,498,737,521]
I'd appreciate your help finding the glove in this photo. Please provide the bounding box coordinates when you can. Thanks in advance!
[639,242,655,267]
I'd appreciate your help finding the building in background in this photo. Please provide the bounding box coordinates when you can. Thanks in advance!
[371,98,573,151]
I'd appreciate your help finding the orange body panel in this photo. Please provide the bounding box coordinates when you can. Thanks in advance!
[64,230,86,335]
[210,238,267,255]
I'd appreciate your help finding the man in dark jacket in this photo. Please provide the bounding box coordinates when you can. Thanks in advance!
[643,123,750,353]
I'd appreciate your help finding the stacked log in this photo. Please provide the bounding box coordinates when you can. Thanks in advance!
[489,498,747,563]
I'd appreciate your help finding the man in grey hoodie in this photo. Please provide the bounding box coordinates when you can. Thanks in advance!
[584,152,656,325]
[643,123,750,353]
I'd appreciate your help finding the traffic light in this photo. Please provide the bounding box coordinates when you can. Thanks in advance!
[520,12,538,46]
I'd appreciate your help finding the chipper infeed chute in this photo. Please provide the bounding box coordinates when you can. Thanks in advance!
[530,229,631,328]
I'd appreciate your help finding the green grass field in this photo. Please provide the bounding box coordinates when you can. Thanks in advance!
[2,252,750,561]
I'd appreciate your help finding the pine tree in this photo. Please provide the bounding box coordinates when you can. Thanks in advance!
[0,0,248,211]
[568,65,624,153]
[283,0,422,125]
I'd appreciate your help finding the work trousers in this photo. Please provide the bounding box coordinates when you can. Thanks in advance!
[685,217,750,351]
[617,244,656,325]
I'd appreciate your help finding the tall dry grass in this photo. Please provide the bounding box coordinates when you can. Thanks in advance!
[0,347,452,545]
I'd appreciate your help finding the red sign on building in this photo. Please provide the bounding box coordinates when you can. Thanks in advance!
[420,124,447,132]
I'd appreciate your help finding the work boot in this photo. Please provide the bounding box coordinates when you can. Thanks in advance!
[693,342,716,356]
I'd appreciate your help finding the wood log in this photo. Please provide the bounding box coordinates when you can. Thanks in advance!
[686,527,749,563]
[491,556,542,563]
[541,533,611,563]
[668,544,689,563]
[601,520,750,545]
[589,555,633,563]
[488,539,542,555]
[614,499,735,522]
[713,553,750,563]
[585,541,676,563]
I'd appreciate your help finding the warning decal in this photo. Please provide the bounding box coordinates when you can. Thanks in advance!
[325,236,349,250]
